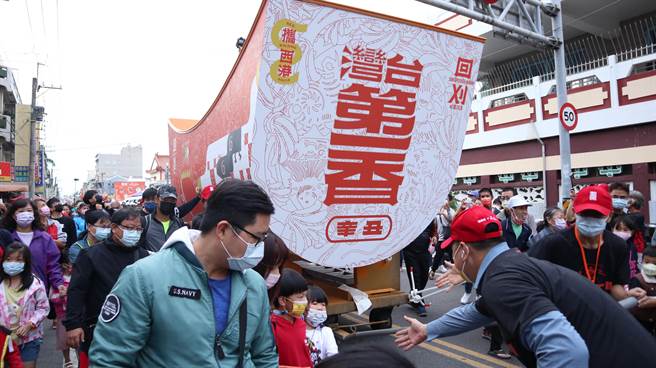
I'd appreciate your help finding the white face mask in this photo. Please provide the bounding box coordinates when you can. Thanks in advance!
[220,225,265,272]
[554,218,567,230]
[613,230,632,241]
[306,308,328,327]
[265,272,280,289]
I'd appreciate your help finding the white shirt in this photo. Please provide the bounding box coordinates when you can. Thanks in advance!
[306,326,338,365]
[16,231,34,246]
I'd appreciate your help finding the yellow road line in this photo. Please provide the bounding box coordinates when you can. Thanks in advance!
[340,313,520,368]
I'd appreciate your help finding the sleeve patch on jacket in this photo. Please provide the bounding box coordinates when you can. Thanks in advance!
[99,294,121,323]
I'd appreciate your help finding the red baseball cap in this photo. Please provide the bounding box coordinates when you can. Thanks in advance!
[440,206,503,249]
[573,185,611,216]
[200,185,216,201]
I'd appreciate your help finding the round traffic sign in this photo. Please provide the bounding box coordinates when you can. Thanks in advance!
[559,102,578,131]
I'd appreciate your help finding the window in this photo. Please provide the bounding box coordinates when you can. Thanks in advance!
[491,93,528,108]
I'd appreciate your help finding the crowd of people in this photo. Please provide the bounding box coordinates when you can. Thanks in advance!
[397,183,656,366]
[0,179,652,367]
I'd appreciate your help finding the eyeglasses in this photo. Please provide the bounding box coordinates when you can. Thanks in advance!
[230,223,267,247]
[119,225,143,232]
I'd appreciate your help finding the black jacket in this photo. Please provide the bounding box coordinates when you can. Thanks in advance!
[502,219,532,251]
[54,215,78,247]
[63,238,148,330]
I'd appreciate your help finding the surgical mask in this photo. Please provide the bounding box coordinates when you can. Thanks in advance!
[40,206,51,217]
[306,308,328,327]
[220,239,264,272]
[16,212,34,227]
[2,261,24,276]
[481,198,492,207]
[286,298,308,318]
[265,272,280,289]
[120,229,142,247]
[575,215,606,237]
[159,202,176,216]
[93,227,111,241]
[511,209,527,224]
[143,202,157,214]
[642,263,656,277]
[612,198,628,210]
[613,230,632,241]
[554,218,567,230]
[455,243,472,283]
[501,200,509,208]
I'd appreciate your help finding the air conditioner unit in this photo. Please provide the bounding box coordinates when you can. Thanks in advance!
[0,115,11,143]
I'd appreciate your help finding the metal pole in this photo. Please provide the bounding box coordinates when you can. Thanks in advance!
[28,77,37,198]
[550,0,572,203]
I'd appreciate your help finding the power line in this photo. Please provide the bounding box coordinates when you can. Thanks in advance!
[24,0,37,56]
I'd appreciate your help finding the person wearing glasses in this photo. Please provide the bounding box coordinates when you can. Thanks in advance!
[63,208,149,368]
[89,179,279,367]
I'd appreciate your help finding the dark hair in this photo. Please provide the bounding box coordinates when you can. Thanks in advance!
[46,197,60,208]
[199,179,274,234]
[85,209,111,226]
[643,246,656,258]
[95,194,104,204]
[493,197,502,206]
[83,190,97,205]
[613,215,636,232]
[191,214,204,230]
[501,187,517,195]
[479,188,492,196]
[2,199,43,231]
[466,236,505,250]
[110,208,142,225]
[1,242,35,291]
[609,182,630,195]
[59,248,71,266]
[317,344,415,368]
[142,187,158,201]
[272,269,307,308]
[308,285,328,305]
[253,233,289,279]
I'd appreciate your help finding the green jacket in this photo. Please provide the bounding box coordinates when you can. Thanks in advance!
[89,227,278,367]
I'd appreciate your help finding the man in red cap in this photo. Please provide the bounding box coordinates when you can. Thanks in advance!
[395,205,656,367]
[529,185,646,301]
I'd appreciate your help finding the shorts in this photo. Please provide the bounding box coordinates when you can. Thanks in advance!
[20,338,43,362]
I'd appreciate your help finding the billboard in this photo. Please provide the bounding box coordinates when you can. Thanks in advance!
[114,181,146,202]
[169,0,484,267]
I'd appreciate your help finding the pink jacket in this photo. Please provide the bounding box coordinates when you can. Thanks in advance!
[0,276,50,344]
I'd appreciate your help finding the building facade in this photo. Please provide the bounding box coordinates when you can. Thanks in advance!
[95,145,143,180]
[447,2,656,224]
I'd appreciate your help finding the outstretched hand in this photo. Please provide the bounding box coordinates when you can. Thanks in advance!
[395,316,428,351]
[435,261,464,291]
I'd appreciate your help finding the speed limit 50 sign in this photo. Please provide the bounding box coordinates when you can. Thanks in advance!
[559,102,578,131]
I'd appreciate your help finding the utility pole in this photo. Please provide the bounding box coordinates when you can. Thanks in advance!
[415,0,571,202]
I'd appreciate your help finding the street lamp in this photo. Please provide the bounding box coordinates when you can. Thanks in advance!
[73,178,79,197]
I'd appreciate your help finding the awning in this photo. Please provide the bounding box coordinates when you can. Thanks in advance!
[0,183,29,192]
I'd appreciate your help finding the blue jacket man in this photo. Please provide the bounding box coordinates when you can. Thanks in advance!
[90,179,278,367]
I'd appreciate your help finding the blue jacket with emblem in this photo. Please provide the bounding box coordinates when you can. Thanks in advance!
[89,227,278,367]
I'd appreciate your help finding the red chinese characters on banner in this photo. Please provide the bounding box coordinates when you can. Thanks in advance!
[449,57,475,110]
[324,45,423,242]
[325,45,423,209]
[326,216,392,243]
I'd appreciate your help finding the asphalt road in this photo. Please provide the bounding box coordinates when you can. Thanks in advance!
[37,269,522,368]
[335,268,523,368]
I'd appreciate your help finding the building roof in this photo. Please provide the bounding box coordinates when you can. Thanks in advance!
[147,153,170,174]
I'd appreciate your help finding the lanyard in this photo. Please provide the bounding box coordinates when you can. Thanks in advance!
[574,226,603,284]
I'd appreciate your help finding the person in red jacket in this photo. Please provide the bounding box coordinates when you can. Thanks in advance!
[270,269,311,368]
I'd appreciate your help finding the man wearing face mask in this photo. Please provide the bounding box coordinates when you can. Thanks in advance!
[139,185,186,252]
[395,205,656,367]
[607,182,630,230]
[502,195,532,252]
[64,208,148,368]
[89,179,278,367]
[529,185,646,301]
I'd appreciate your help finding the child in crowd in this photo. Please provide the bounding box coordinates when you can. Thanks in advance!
[254,233,289,301]
[305,286,338,366]
[0,242,50,368]
[630,246,656,335]
[50,251,73,368]
[613,215,639,280]
[271,269,312,368]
